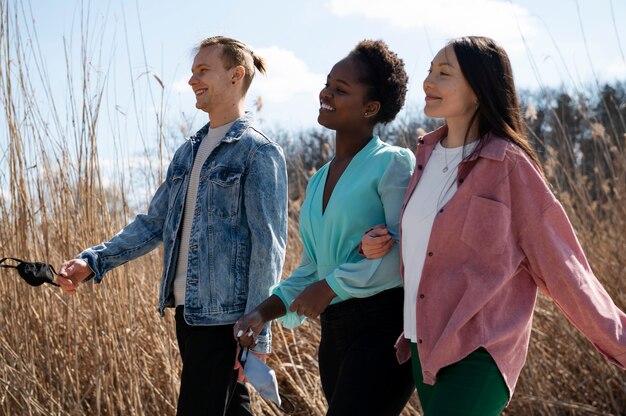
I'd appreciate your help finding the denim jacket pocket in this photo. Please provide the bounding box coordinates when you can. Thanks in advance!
[460,195,511,255]
[206,166,244,218]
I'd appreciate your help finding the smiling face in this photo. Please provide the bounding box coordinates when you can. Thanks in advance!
[317,57,377,132]
[423,45,478,126]
[188,45,239,114]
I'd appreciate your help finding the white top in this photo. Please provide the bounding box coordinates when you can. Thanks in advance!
[174,121,234,306]
[402,140,477,341]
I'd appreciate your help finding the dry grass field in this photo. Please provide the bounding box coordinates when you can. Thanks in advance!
[1,1,625,415]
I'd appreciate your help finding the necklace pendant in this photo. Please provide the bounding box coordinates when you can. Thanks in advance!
[442,166,448,173]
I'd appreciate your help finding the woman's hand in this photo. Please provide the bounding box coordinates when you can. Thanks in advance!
[233,294,286,348]
[234,310,266,348]
[360,224,394,259]
[289,280,336,319]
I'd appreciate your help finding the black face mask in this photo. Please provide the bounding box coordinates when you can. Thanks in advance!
[0,257,60,287]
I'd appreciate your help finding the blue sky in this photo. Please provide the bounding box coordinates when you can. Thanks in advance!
[3,0,626,165]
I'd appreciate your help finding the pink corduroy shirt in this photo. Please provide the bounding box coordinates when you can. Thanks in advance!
[396,125,626,399]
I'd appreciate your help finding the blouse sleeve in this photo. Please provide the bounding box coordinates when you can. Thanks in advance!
[325,150,415,300]
[271,248,318,328]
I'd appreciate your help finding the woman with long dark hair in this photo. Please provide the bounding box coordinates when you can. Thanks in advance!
[361,36,626,415]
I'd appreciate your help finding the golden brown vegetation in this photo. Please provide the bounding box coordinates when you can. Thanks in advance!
[0,1,624,415]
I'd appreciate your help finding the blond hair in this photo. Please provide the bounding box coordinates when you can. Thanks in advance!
[196,36,266,93]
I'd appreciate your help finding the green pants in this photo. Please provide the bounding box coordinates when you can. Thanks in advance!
[410,343,509,416]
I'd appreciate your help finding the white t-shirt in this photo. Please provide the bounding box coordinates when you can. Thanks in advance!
[402,140,477,341]
[174,121,234,306]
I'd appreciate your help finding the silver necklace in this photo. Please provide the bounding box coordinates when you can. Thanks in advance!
[441,137,473,173]
[442,145,462,173]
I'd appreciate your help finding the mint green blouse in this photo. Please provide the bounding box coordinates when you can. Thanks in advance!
[273,136,415,328]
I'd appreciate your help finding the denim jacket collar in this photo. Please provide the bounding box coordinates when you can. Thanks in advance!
[190,111,255,145]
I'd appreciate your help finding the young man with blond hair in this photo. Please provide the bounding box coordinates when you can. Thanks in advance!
[58,36,288,415]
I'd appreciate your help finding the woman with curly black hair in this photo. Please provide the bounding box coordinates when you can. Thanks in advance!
[235,39,416,415]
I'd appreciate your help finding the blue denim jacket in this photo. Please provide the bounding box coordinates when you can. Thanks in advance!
[79,112,288,353]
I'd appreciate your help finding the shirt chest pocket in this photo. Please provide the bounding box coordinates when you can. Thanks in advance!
[460,195,511,255]
[205,167,244,218]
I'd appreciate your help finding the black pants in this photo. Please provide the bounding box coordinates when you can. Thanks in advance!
[318,288,415,416]
[175,306,252,416]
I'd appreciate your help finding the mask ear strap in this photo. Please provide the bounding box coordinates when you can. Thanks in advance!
[238,346,248,367]
[0,257,24,268]
[278,393,296,413]
[37,262,60,285]
[47,264,59,276]
[0,257,59,275]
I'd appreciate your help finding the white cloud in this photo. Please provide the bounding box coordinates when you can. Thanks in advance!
[171,78,190,93]
[327,0,537,50]
[247,46,326,103]
[97,155,164,206]
[605,60,626,78]
[99,155,157,171]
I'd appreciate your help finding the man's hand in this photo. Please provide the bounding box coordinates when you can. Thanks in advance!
[58,259,92,294]
[361,224,394,259]
[289,279,336,319]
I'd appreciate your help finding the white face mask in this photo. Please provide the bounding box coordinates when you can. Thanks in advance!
[240,348,282,406]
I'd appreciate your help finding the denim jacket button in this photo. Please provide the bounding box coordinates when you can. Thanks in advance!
[428,252,433,257]
[419,293,425,299]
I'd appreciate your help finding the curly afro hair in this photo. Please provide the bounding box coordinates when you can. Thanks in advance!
[348,39,408,124]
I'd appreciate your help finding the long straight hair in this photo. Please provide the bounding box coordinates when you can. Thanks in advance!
[450,36,543,174]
